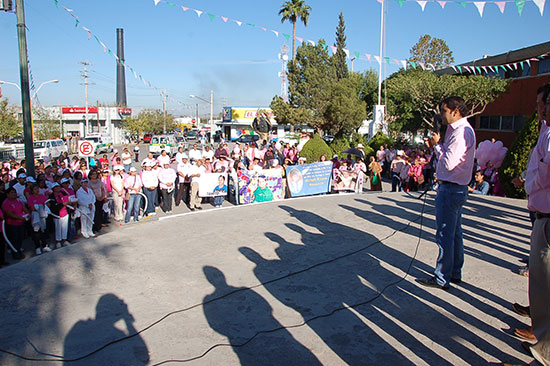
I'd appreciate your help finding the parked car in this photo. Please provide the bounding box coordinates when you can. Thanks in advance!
[186,130,198,140]
[84,133,113,154]
[175,135,188,150]
[33,139,68,160]
[149,135,177,156]
[6,136,24,144]
[235,134,260,144]
[142,134,153,144]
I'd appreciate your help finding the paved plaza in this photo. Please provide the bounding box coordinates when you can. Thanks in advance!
[0,191,534,365]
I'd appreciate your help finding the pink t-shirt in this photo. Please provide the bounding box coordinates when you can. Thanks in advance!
[1,199,26,226]
[27,194,48,208]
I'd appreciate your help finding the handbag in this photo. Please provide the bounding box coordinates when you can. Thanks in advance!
[372,174,379,186]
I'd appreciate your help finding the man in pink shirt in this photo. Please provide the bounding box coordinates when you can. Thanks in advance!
[417,96,476,290]
[514,86,550,366]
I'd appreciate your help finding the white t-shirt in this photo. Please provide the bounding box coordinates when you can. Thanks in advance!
[122,152,132,165]
[189,149,202,161]
[202,149,214,160]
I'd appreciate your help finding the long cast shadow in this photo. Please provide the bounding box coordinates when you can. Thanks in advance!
[202,266,321,366]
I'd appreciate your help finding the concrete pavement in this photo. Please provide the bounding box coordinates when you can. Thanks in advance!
[0,191,534,365]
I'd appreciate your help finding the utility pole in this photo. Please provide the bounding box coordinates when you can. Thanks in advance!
[80,61,91,137]
[162,89,167,134]
[15,0,35,177]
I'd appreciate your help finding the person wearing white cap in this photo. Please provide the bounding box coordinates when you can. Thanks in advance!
[175,154,191,207]
[13,173,27,204]
[76,178,96,238]
[141,163,159,216]
[110,166,126,221]
[124,167,143,223]
[158,162,177,213]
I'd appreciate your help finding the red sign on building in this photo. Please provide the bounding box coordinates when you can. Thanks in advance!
[62,107,98,114]
[117,108,132,115]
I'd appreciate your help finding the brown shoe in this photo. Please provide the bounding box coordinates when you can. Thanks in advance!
[512,303,530,318]
[514,327,536,340]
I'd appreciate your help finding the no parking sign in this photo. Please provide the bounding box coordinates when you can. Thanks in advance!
[78,140,94,158]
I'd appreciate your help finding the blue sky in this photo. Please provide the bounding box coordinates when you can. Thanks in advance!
[0,0,548,117]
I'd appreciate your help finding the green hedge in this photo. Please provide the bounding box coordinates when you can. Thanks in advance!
[499,112,539,198]
[299,134,333,163]
[367,132,393,152]
[331,136,351,159]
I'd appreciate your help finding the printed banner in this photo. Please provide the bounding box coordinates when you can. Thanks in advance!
[198,173,228,197]
[332,167,360,191]
[237,169,284,204]
[286,162,333,197]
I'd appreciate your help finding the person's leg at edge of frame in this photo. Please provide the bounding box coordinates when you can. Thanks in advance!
[528,217,550,365]
[451,200,466,281]
[134,195,142,221]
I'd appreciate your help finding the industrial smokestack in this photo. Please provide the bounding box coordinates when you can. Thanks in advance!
[116,28,127,107]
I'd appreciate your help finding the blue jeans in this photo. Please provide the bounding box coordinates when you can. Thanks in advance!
[143,188,157,215]
[124,164,132,173]
[213,195,224,206]
[391,173,401,192]
[125,194,142,222]
[434,184,469,286]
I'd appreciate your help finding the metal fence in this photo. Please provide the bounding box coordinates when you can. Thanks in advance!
[0,145,26,161]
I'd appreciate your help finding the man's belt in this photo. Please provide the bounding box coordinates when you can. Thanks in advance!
[439,180,460,186]
[535,212,550,220]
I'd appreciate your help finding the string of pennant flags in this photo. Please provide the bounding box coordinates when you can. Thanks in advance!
[151,0,548,73]
[53,0,549,98]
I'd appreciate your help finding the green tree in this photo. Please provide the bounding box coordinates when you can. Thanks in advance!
[299,134,333,163]
[279,0,311,60]
[499,112,539,198]
[330,136,350,159]
[385,69,508,133]
[122,110,176,135]
[355,70,379,118]
[367,132,393,152]
[409,34,454,68]
[0,99,22,140]
[333,12,348,80]
[33,108,61,140]
[324,76,366,136]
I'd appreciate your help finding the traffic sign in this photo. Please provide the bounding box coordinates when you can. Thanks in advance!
[78,140,94,157]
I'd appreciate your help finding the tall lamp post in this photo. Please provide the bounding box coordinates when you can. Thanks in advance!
[189,90,214,144]
[31,79,59,100]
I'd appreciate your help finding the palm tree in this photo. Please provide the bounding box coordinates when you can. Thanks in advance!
[279,0,311,60]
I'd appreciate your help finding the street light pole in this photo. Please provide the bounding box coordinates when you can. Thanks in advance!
[15,0,35,177]
[31,79,59,100]
[0,80,21,92]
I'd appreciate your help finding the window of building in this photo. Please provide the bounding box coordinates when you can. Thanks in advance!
[537,58,550,75]
[477,115,525,131]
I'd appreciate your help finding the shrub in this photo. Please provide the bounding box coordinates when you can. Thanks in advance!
[331,136,351,159]
[367,132,393,152]
[299,134,333,163]
[499,112,539,198]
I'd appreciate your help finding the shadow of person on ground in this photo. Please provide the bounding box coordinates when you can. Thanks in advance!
[202,266,321,366]
[63,293,149,365]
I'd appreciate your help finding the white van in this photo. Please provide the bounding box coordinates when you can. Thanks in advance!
[33,139,68,161]
[84,133,113,154]
[149,135,177,156]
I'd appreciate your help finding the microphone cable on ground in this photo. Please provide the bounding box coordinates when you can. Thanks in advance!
[0,191,431,364]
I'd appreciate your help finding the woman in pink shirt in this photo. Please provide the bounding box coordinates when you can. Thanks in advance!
[28,184,51,254]
[1,187,28,259]
[50,183,71,246]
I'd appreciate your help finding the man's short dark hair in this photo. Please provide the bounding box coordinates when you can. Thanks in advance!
[537,83,550,102]
[440,96,469,117]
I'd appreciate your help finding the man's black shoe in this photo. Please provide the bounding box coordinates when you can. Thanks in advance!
[415,277,450,290]
[450,277,462,284]
[512,303,531,318]
[190,208,195,211]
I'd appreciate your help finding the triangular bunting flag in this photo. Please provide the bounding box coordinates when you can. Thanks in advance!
[208,13,215,21]
[526,60,531,67]
[154,0,161,5]
[181,6,189,11]
[344,49,350,58]
[330,46,337,54]
[533,0,545,15]
[82,26,91,39]
[54,0,58,8]
[457,66,462,73]
[296,36,303,43]
[366,53,372,62]
[451,65,458,73]
[495,1,506,12]
[397,0,405,6]
[515,0,525,15]
[418,62,425,70]
[63,6,73,12]
[513,63,518,70]
[393,58,400,65]
[417,1,427,11]
[261,27,267,31]
[271,30,279,37]
[474,2,485,16]
[221,16,228,22]
[374,56,381,65]
[458,1,466,7]
[355,51,361,58]
[410,61,416,69]
[75,19,80,28]
[235,20,242,26]
[401,60,407,69]
[321,43,328,51]
[247,23,255,28]
[194,9,203,17]
[283,33,290,42]
[520,61,524,69]
[482,66,488,73]
[476,66,482,74]
[437,0,446,8]
[308,40,315,46]
[167,2,175,6]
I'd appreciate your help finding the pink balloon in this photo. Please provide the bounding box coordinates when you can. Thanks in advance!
[475,140,508,169]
